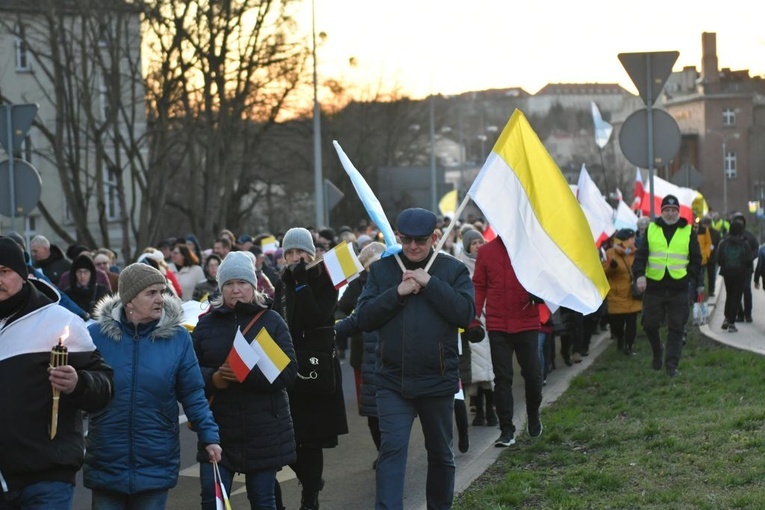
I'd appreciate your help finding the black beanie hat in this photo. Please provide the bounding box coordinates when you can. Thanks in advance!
[0,237,29,280]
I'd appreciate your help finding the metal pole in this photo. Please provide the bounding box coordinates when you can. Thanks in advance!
[6,105,16,231]
[312,0,324,228]
[722,140,728,214]
[429,96,437,213]
[645,54,656,218]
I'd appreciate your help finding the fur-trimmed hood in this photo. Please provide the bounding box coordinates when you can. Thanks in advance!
[92,293,184,341]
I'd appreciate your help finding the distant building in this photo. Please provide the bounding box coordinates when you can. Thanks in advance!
[664,31,765,217]
[0,1,144,258]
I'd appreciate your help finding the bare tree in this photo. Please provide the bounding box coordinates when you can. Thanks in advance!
[0,0,148,262]
[142,0,310,246]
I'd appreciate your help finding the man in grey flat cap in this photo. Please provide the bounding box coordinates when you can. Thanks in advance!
[357,208,475,510]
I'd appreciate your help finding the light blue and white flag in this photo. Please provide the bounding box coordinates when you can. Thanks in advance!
[333,141,401,256]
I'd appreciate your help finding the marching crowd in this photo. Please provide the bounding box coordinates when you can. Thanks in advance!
[1,199,763,510]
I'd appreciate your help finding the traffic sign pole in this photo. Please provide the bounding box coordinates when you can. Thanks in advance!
[646,54,656,218]
[5,106,16,230]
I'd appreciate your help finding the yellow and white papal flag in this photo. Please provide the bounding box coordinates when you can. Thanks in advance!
[322,240,364,289]
[467,109,609,314]
[251,327,291,384]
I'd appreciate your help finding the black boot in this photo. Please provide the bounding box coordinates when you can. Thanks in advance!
[471,388,485,426]
[300,491,319,510]
[484,390,498,427]
[454,399,470,452]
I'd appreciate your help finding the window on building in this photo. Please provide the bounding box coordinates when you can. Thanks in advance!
[722,108,736,126]
[104,167,119,220]
[99,75,110,121]
[724,150,737,179]
[15,37,30,71]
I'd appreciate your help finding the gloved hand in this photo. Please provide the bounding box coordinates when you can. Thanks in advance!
[290,260,309,286]
[461,324,485,343]
[610,259,618,268]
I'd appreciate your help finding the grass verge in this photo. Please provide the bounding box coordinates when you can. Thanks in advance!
[454,329,765,509]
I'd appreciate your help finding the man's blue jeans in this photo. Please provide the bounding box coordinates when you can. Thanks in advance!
[91,488,168,510]
[200,462,277,510]
[0,481,73,510]
[375,388,454,510]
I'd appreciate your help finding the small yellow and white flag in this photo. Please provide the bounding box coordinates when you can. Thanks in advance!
[260,236,278,253]
[251,326,291,383]
[322,240,364,289]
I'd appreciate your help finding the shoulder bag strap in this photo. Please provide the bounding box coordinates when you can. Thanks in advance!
[241,309,267,336]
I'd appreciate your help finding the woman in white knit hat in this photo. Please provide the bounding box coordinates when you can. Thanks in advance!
[276,227,348,510]
[192,251,297,509]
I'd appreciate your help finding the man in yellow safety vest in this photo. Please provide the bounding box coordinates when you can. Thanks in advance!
[632,195,702,377]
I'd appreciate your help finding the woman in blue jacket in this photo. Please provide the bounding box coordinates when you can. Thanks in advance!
[84,263,221,510]
[193,252,297,510]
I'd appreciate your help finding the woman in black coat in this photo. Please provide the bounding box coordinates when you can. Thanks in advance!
[277,227,348,510]
[64,253,110,318]
[192,252,297,510]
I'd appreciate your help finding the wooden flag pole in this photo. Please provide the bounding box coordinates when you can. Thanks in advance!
[424,192,473,273]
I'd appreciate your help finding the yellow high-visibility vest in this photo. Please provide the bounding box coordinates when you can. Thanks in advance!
[646,223,691,280]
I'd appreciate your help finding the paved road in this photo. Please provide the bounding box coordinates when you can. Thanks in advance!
[71,330,608,509]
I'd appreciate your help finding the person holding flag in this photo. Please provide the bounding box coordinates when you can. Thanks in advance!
[356,208,475,510]
[277,227,348,510]
[84,262,222,509]
[632,195,702,377]
[192,251,297,510]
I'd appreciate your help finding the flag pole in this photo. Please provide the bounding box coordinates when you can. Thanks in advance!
[424,192,472,272]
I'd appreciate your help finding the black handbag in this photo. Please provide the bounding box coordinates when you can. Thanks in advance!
[293,327,337,395]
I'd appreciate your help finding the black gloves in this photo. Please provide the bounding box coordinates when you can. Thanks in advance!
[461,325,485,343]
[290,260,309,286]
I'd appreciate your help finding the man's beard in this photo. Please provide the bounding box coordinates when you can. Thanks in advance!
[663,216,679,225]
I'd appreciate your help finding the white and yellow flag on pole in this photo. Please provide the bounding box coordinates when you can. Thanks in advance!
[322,240,364,289]
[467,109,609,314]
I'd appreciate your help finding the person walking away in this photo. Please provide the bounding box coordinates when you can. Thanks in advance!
[335,242,387,468]
[602,229,643,355]
[193,252,297,509]
[0,237,114,509]
[716,221,754,333]
[457,228,496,428]
[728,212,759,322]
[472,236,543,448]
[632,195,702,377]
[278,227,348,510]
[84,263,221,509]
[356,208,475,510]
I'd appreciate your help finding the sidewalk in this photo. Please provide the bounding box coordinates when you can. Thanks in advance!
[699,275,765,355]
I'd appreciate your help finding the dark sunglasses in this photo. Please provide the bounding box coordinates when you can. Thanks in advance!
[399,235,430,246]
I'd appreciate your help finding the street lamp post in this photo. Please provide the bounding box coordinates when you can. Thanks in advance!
[311,0,324,228]
[707,130,740,215]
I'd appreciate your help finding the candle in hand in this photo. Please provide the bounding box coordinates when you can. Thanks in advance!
[50,326,69,439]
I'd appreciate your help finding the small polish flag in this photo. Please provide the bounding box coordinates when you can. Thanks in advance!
[226,328,261,383]
[632,168,644,211]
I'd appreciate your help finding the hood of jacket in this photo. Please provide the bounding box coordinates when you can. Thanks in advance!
[93,293,184,341]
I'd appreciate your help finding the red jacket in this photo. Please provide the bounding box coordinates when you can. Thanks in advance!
[473,238,539,333]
